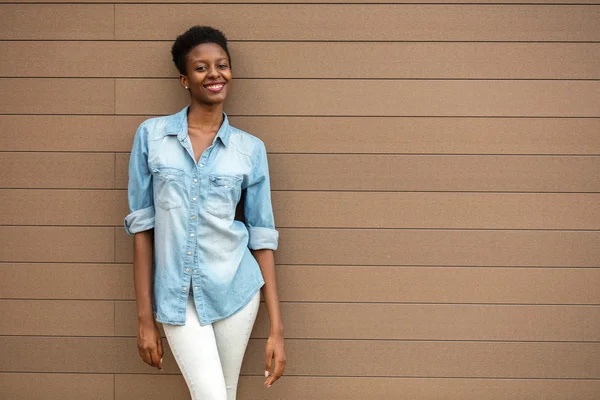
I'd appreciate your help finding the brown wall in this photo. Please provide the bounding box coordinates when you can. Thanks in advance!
[1,2,600,399]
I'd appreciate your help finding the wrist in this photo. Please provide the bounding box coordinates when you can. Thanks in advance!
[270,324,284,336]
[137,312,155,324]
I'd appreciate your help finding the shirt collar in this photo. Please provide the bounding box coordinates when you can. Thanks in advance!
[165,105,231,148]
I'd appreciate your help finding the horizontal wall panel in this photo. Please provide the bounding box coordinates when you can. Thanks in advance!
[3,115,600,155]
[275,229,600,267]
[4,190,600,230]
[258,304,600,341]
[0,5,113,40]
[116,79,600,117]
[274,192,600,230]
[230,117,600,155]
[0,264,133,300]
[0,373,584,400]
[0,115,134,152]
[2,336,600,378]
[0,190,127,226]
[0,79,114,115]
[0,336,166,374]
[267,155,600,192]
[114,301,600,341]
[113,154,600,192]
[0,300,113,336]
[277,266,600,305]
[117,375,600,400]
[115,374,187,400]
[0,373,113,400]
[8,0,600,4]
[242,340,600,378]
[0,153,114,189]
[9,373,600,400]
[0,227,114,263]
[3,42,600,79]
[2,264,598,305]
[115,5,600,41]
[0,41,172,79]
[115,228,600,267]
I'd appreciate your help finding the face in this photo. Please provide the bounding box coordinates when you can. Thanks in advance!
[180,42,231,106]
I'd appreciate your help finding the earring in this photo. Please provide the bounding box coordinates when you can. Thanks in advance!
[184,86,189,90]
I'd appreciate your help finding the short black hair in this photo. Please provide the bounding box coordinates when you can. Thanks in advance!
[171,26,231,76]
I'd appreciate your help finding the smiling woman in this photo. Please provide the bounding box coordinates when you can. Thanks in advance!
[124,26,286,400]
[172,28,232,112]
[181,41,231,105]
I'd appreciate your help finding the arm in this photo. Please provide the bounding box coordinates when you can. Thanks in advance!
[252,249,286,387]
[133,229,163,371]
[245,140,286,387]
[124,122,163,370]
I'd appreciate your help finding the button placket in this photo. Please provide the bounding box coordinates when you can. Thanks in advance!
[191,153,210,297]
[189,161,205,298]
[184,164,200,295]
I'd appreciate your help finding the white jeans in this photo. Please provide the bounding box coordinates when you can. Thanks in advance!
[163,290,260,400]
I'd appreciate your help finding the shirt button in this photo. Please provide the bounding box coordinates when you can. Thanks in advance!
[185,268,190,272]
[191,215,196,220]
[189,233,194,237]
[199,163,205,167]
[194,286,198,290]
[194,269,198,273]
[183,287,187,291]
[187,251,192,255]
[192,197,196,201]
[194,178,198,183]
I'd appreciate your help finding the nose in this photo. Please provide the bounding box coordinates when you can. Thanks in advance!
[208,65,221,79]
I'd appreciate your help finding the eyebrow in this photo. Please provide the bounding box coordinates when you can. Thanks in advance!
[191,57,229,64]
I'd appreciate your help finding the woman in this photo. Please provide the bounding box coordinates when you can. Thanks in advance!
[124,26,286,399]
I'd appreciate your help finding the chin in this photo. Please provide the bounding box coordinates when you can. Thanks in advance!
[193,93,227,105]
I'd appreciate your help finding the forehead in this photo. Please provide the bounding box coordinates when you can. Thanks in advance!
[186,43,228,62]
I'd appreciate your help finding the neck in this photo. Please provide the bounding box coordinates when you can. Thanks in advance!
[187,101,224,129]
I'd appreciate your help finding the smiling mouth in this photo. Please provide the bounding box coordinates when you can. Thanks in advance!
[203,83,226,93]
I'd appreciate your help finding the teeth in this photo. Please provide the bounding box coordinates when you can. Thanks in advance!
[206,84,224,89]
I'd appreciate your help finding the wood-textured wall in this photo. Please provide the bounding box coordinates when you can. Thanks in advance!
[1,2,599,399]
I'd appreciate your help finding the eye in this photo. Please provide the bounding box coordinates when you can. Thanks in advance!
[195,65,207,71]
[218,64,229,69]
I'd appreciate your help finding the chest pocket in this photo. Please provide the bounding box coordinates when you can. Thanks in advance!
[206,174,242,218]
[152,166,186,211]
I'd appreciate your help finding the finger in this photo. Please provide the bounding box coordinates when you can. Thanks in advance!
[264,348,273,377]
[138,348,146,364]
[266,359,285,387]
[138,347,147,364]
[150,347,162,370]
[142,349,153,367]
[157,337,164,370]
[157,336,164,358]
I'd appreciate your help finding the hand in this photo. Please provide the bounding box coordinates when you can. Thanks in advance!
[264,333,286,387]
[137,318,164,371]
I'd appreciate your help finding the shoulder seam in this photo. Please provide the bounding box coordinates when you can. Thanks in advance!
[228,127,262,158]
[228,139,254,158]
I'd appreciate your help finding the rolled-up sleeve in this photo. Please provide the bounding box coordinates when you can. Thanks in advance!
[244,140,279,250]
[124,122,155,236]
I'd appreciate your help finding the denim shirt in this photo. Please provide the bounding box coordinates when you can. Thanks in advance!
[124,106,278,325]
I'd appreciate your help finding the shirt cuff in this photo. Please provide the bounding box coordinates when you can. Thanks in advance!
[124,206,155,236]
[247,227,279,250]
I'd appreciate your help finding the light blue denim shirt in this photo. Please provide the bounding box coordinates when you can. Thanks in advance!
[124,105,278,325]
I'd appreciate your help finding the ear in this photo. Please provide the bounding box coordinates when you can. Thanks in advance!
[179,75,189,90]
